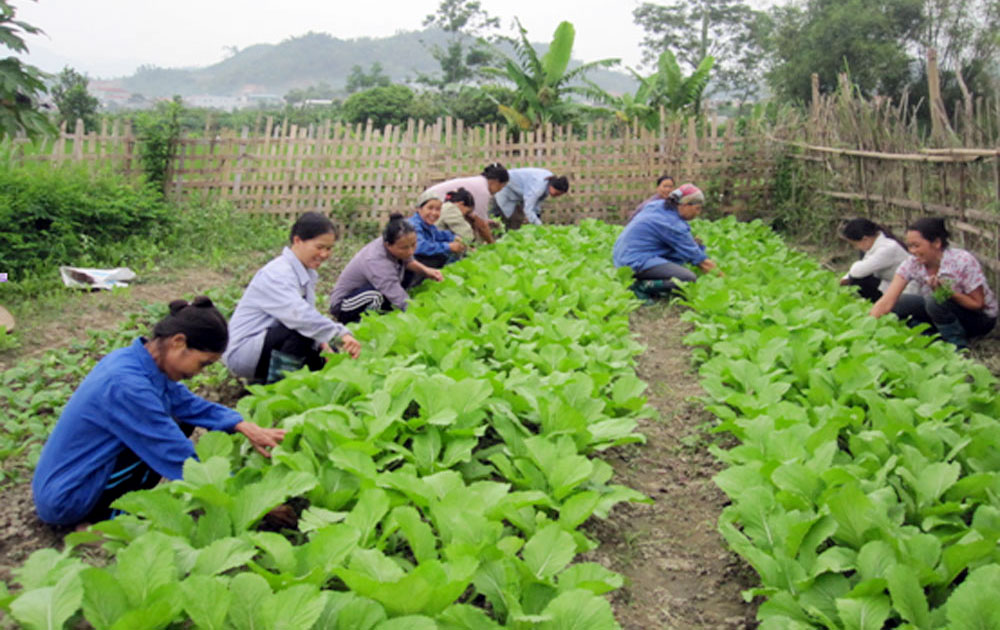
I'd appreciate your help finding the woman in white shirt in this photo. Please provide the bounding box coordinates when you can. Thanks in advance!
[839,218,910,301]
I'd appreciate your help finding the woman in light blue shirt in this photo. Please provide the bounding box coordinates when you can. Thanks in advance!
[492,167,569,228]
[224,212,361,384]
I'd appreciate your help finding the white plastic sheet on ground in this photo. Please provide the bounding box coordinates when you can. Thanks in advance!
[59,266,136,290]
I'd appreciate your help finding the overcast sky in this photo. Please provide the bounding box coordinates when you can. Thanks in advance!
[11,0,667,79]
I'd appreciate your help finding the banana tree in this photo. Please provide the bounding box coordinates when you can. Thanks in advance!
[649,49,714,115]
[482,19,619,130]
[585,50,715,131]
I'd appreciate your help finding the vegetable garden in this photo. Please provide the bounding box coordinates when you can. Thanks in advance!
[3,215,1000,629]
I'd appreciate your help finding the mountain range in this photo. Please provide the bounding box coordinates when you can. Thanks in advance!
[112,29,637,98]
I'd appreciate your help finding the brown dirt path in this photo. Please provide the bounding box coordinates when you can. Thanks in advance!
[586,301,759,629]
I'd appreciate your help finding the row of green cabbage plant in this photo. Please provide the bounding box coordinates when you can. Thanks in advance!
[683,217,1000,630]
[1,220,651,630]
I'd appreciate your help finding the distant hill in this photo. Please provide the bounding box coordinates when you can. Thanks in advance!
[116,29,637,98]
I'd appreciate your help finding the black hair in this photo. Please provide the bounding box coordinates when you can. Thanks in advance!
[445,187,475,208]
[482,163,509,183]
[842,218,904,248]
[383,212,416,245]
[290,211,336,243]
[547,175,570,193]
[908,217,950,248]
[151,297,228,353]
[656,174,675,186]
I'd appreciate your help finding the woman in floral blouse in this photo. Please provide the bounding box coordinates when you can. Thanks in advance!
[870,217,997,349]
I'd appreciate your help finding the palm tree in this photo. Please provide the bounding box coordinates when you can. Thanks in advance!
[482,19,619,130]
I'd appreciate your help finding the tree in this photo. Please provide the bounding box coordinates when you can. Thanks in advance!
[51,66,99,132]
[284,81,337,105]
[586,51,715,130]
[763,0,923,103]
[0,1,52,139]
[345,63,391,94]
[421,0,499,88]
[633,0,763,101]
[482,19,619,130]
[342,84,415,128]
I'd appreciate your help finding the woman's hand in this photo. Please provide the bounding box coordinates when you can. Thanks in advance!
[339,333,361,359]
[235,421,286,458]
[839,277,850,286]
[449,240,467,254]
[421,265,444,282]
[698,259,720,275]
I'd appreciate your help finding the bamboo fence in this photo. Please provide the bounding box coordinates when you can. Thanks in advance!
[786,56,1000,284]
[11,115,780,227]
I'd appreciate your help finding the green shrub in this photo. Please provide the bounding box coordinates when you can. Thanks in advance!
[0,160,170,281]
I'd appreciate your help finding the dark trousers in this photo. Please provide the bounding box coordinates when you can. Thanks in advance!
[847,275,883,302]
[252,322,325,383]
[636,262,698,284]
[332,284,392,324]
[82,422,195,524]
[892,293,996,346]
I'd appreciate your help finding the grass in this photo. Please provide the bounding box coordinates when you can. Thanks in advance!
[0,202,365,488]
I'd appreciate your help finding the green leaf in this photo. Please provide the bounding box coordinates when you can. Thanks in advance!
[264,584,328,630]
[10,570,83,630]
[80,568,129,630]
[945,565,1000,630]
[523,524,576,581]
[835,594,891,630]
[191,537,256,576]
[114,532,177,607]
[230,469,317,533]
[194,431,235,460]
[437,603,504,630]
[372,616,437,630]
[390,505,438,563]
[344,488,391,546]
[557,562,624,595]
[226,573,272,630]
[885,564,930,628]
[537,588,618,630]
[316,591,386,630]
[913,461,961,508]
[181,575,231,630]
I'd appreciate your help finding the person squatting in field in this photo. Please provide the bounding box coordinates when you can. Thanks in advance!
[436,187,495,246]
[870,217,997,349]
[421,162,509,241]
[407,190,467,268]
[223,212,361,385]
[612,183,720,302]
[625,174,675,223]
[839,217,915,302]
[32,298,286,528]
[492,167,570,229]
[328,213,444,324]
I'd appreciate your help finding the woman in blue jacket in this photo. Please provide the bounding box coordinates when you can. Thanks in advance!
[408,190,467,268]
[32,298,285,528]
[612,183,719,300]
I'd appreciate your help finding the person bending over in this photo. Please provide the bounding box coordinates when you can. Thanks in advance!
[329,214,444,324]
[224,211,361,385]
[437,187,494,246]
[33,298,286,528]
[612,183,719,301]
[493,167,569,229]
[422,162,509,232]
[839,218,912,302]
[870,217,997,349]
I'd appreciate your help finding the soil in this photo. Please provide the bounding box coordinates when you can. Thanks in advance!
[584,301,759,629]
[0,267,236,371]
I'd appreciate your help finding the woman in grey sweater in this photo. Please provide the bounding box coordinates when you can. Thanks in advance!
[329,214,443,324]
